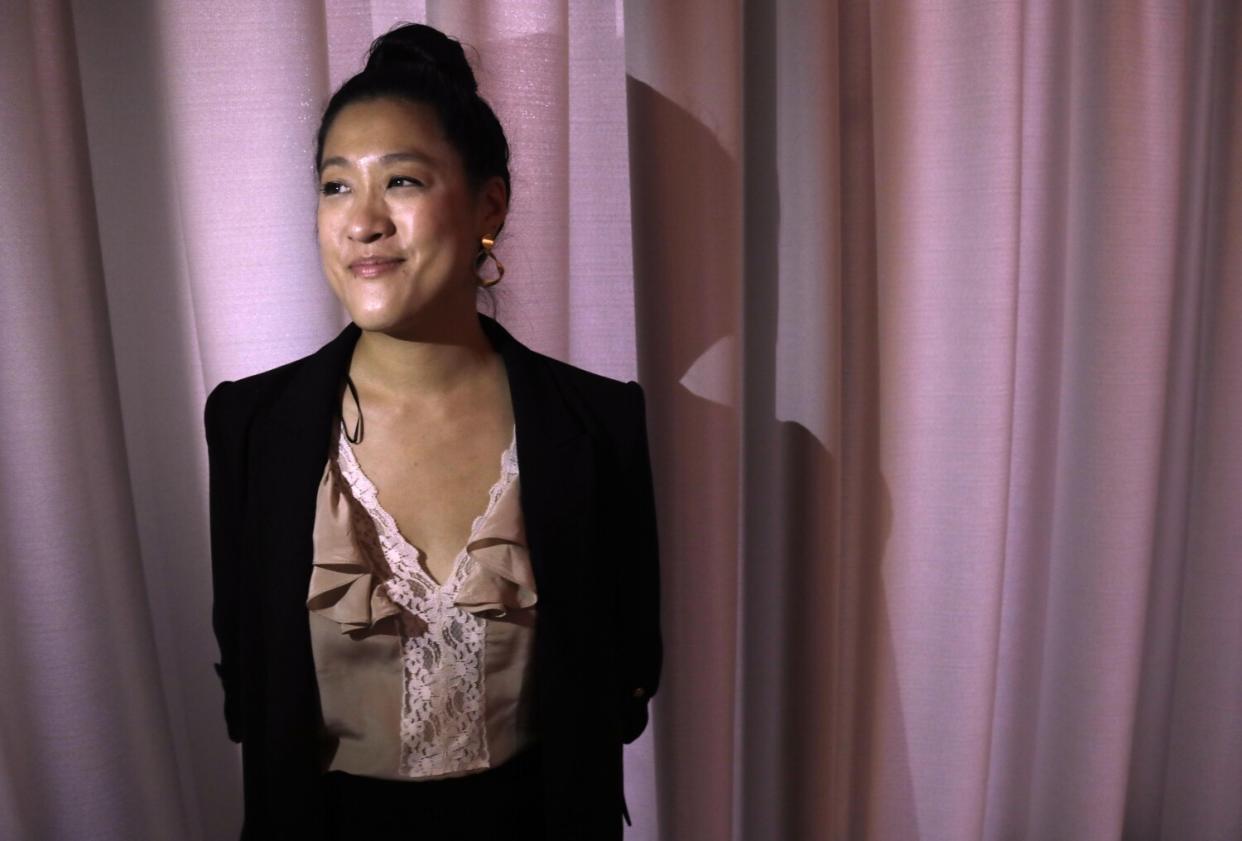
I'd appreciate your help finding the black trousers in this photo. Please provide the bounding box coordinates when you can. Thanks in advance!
[322,742,546,841]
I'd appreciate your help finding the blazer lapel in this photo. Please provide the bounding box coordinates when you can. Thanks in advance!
[246,312,595,765]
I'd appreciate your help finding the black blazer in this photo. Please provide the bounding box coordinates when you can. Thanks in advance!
[204,312,662,840]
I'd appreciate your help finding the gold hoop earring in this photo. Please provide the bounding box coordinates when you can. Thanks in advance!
[477,235,504,287]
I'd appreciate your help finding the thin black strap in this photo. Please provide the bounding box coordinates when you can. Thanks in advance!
[343,374,364,444]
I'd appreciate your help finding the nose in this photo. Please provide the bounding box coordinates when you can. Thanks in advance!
[347,191,396,243]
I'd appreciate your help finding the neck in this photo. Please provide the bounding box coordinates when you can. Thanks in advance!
[349,307,497,403]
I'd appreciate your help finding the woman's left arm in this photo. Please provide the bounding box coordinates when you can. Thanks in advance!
[617,380,662,744]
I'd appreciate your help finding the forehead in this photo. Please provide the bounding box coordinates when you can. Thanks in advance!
[321,98,454,165]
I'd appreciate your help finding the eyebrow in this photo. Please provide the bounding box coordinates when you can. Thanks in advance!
[320,151,436,171]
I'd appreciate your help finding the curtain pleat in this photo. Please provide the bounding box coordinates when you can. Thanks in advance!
[1,1,187,839]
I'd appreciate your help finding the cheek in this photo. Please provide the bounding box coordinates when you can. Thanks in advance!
[315,206,330,242]
[413,190,472,232]
[316,207,344,257]
[316,217,352,298]
[397,203,449,239]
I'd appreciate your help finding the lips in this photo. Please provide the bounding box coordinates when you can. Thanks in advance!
[349,256,404,277]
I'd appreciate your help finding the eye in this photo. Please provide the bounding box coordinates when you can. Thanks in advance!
[320,180,347,196]
[389,176,424,188]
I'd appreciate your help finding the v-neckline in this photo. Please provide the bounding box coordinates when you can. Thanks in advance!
[335,421,518,592]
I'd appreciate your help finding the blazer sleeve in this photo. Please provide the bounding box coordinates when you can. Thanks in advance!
[618,379,663,744]
[204,380,246,744]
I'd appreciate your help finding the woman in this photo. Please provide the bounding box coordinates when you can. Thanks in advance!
[204,23,661,841]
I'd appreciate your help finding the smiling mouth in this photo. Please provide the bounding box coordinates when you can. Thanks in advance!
[350,258,404,277]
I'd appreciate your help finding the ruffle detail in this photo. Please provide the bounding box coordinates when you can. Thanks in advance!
[307,425,537,633]
[454,475,537,618]
[308,421,536,778]
[307,457,403,634]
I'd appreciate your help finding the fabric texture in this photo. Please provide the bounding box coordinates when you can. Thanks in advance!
[2,2,1240,840]
[307,420,538,780]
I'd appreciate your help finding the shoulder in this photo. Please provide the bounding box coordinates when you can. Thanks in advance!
[541,352,635,407]
[477,311,651,460]
[203,350,320,445]
[534,351,649,456]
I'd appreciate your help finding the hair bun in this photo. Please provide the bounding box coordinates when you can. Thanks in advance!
[364,23,478,94]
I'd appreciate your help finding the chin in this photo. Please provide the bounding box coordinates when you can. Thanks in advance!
[333,279,457,332]
[340,289,404,326]
[348,298,443,336]
[348,309,406,332]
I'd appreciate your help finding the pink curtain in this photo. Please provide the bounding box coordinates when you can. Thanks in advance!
[1,1,1238,839]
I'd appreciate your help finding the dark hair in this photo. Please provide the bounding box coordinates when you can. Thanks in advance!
[317,23,510,202]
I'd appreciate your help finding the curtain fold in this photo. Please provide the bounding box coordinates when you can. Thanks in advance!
[1,1,187,839]
[0,1,1238,839]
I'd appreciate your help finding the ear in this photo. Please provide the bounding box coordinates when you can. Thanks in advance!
[476,175,509,239]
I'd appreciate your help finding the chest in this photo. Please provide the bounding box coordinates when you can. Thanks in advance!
[344,407,515,586]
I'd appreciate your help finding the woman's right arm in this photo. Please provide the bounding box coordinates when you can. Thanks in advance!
[204,380,246,744]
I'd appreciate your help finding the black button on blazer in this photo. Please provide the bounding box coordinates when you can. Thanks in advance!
[204,312,662,840]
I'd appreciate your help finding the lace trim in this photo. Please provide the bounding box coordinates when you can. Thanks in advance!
[334,423,519,778]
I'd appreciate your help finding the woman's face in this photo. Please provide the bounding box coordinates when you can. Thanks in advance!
[316,97,505,334]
